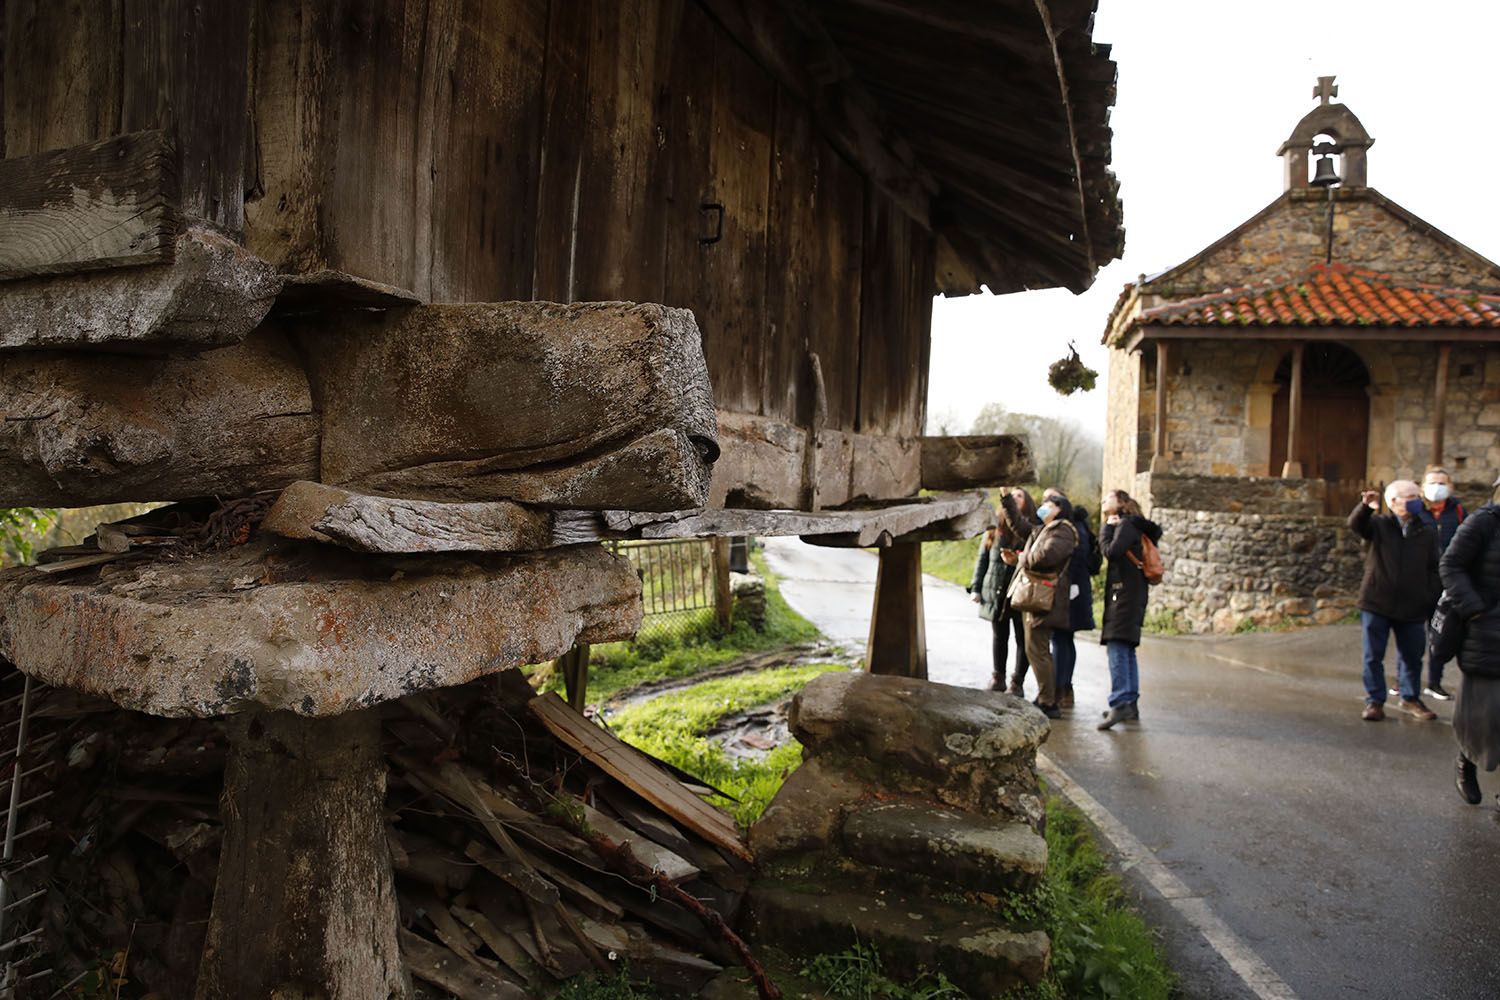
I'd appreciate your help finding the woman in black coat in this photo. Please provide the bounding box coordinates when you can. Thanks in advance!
[1438,492,1500,806]
[1043,491,1099,710]
[969,488,1038,693]
[1097,488,1163,730]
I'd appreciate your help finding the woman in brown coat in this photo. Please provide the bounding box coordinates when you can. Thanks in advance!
[1008,493,1078,718]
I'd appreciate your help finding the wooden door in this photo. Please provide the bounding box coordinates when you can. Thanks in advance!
[1271,388,1369,514]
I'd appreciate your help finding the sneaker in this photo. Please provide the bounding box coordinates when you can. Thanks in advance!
[1425,684,1453,701]
[1059,686,1075,709]
[1457,755,1482,805]
[1100,703,1140,722]
[1362,702,1385,721]
[1388,687,1400,698]
[1033,700,1063,720]
[1097,706,1130,730]
[1399,698,1437,721]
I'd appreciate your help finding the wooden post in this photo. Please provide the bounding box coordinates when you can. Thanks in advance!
[866,542,927,679]
[197,709,407,1000]
[1150,341,1170,472]
[711,536,734,631]
[1433,343,1452,466]
[1281,341,1306,478]
[557,643,592,711]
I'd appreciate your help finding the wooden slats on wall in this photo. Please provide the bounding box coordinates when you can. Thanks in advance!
[764,87,865,431]
[3,0,250,232]
[856,189,934,437]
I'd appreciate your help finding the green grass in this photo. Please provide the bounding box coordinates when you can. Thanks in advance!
[552,966,662,1000]
[921,537,981,590]
[998,795,1175,1000]
[546,549,823,703]
[800,942,965,999]
[607,663,847,827]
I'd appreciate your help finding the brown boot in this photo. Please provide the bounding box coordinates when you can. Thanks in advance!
[1399,699,1437,721]
[987,673,1005,691]
[1059,686,1075,709]
[1005,676,1025,698]
[1361,702,1385,721]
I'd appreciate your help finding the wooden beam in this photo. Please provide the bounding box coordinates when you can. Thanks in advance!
[1282,341,1305,479]
[197,708,405,999]
[1150,341,1170,472]
[0,130,180,280]
[696,0,933,227]
[600,492,987,548]
[1433,343,1452,466]
[866,542,926,679]
[921,435,1034,490]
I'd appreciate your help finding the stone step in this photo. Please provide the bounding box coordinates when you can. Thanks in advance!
[748,877,1049,997]
[842,801,1047,895]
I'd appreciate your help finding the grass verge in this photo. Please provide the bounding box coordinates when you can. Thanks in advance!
[606,662,846,827]
[547,548,823,703]
[920,537,980,590]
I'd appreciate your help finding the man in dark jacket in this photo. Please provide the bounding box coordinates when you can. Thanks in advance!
[1349,480,1442,721]
[1416,465,1466,700]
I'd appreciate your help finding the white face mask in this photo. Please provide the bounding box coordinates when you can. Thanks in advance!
[1423,483,1450,503]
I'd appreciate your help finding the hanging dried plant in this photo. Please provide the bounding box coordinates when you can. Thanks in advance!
[1048,343,1098,395]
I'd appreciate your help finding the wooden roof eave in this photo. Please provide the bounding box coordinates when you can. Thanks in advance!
[1123,322,1500,353]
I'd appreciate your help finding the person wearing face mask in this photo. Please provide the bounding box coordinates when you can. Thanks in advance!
[1348,480,1442,721]
[1009,493,1078,718]
[986,487,1039,694]
[1042,489,1099,710]
[1416,466,1467,701]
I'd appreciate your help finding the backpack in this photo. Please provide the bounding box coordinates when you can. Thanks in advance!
[1127,534,1165,585]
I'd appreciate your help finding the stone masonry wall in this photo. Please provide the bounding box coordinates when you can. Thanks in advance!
[1152,508,1364,633]
[1152,191,1500,297]
[1103,345,1142,490]
[1144,473,1325,517]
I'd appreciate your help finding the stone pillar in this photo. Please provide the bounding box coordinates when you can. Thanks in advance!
[1433,343,1452,467]
[1149,341,1171,472]
[196,708,408,1000]
[1281,341,1306,478]
[867,542,927,679]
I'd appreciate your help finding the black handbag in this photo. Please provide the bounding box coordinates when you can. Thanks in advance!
[1428,590,1467,665]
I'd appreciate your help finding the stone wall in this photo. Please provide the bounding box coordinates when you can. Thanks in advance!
[1144,473,1324,517]
[1102,345,1143,490]
[1151,507,1364,633]
[1152,190,1500,297]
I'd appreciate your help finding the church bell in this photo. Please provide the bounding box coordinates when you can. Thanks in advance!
[1310,154,1341,187]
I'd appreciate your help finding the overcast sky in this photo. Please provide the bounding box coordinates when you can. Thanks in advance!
[926,0,1500,437]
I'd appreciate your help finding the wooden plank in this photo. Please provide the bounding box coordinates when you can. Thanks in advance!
[401,928,530,1000]
[451,906,544,987]
[527,693,751,861]
[580,802,701,883]
[921,435,1034,490]
[709,410,806,509]
[0,131,179,280]
[605,492,986,548]
[2,0,122,156]
[866,541,926,678]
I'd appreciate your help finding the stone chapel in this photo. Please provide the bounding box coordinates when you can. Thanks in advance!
[1102,77,1500,632]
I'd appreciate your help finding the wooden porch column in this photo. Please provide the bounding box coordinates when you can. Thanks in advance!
[866,542,927,679]
[1150,341,1171,471]
[711,536,733,630]
[1433,343,1452,466]
[1281,341,1306,478]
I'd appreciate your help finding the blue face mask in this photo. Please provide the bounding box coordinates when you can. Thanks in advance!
[1036,503,1055,522]
[1404,498,1426,518]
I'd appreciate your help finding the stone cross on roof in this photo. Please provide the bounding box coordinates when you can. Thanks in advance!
[1313,75,1339,106]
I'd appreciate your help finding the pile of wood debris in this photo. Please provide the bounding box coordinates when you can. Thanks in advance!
[2,664,773,998]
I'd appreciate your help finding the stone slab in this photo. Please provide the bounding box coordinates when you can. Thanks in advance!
[789,672,1049,818]
[0,228,281,351]
[300,301,719,510]
[842,802,1047,893]
[748,757,868,860]
[749,878,1050,995]
[0,329,320,508]
[0,539,640,717]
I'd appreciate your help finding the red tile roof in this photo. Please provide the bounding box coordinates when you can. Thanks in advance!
[1140,263,1500,329]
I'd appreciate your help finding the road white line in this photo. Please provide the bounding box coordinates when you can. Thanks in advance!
[1037,751,1300,1000]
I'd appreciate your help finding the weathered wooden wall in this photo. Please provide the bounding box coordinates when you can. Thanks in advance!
[1,0,936,489]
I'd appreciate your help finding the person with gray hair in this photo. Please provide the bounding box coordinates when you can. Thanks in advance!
[1348,479,1442,721]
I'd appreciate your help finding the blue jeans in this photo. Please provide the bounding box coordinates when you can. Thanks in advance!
[1052,630,1077,691]
[1361,610,1424,704]
[1105,640,1139,708]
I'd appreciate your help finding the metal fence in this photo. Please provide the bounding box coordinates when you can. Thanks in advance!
[608,538,726,644]
[0,665,58,997]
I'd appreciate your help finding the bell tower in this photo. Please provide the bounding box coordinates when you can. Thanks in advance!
[1277,76,1375,190]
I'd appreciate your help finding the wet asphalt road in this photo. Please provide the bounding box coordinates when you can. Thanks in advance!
[761,537,1500,1000]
